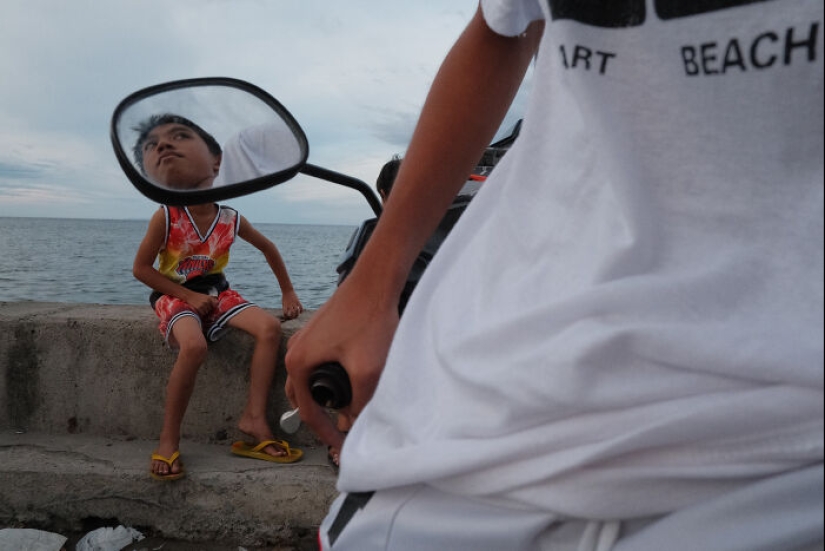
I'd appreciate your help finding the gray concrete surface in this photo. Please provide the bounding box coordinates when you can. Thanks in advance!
[0,302,338,548]
[0,432,336,548]
[0,302,318,445]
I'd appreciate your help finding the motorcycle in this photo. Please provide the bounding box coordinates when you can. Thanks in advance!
[111,77,518,409]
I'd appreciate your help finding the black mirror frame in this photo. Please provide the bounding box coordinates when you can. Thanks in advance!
[110,77,309,205]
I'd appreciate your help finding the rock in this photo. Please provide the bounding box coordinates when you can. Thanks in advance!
[75,525,144,551]
[0,528,68,551]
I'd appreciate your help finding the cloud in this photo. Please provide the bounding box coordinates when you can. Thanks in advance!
[0,1,532,224]
[0,162,48,180]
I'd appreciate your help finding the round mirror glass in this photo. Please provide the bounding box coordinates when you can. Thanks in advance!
[111,78,308,205]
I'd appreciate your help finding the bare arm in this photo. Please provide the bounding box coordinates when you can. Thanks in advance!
[132,208,216,316]
[286,6,544,449]
[237,215,304,318]
[360,11,543,302]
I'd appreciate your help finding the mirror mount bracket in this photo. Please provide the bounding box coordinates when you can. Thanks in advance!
[301,163,382,217]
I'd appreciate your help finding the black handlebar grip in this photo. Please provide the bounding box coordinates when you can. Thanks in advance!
[309,362,352,409]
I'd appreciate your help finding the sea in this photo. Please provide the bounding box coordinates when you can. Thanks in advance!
[0,217,357,310]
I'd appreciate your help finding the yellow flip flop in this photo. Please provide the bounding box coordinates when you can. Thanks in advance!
[231,439,303,464]
[150,450,185,481]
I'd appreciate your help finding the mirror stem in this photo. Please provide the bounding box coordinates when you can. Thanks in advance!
[301,163,383,216]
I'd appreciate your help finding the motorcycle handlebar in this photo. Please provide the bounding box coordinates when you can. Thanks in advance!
[309,362,352,409]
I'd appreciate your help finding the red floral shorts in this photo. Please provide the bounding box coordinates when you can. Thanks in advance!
[153,289,253,347]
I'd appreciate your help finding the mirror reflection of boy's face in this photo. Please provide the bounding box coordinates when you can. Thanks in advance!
[141,123,221,189]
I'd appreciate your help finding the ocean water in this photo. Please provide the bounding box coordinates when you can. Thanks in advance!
[0,217,356,310]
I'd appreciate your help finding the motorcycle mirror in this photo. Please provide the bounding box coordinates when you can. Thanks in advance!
[111,77,309,205]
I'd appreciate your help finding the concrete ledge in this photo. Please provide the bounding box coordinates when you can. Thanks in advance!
[0,432,336,547]
[0,302,336,547]
[0,302,317,446]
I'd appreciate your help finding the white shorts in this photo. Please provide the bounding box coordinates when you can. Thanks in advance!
[319,464,823,551]
[318,484,646,551]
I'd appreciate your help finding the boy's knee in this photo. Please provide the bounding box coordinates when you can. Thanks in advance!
[247,314,281,344]
[177,334,208,361]
[260,316,282,342]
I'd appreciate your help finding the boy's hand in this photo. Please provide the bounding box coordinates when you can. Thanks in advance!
[281,290,304,320]
[185,292,217,317]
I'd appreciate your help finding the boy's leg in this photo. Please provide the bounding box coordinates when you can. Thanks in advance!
[328,414,353,468]
[225,306,286,457]
[152,316,207,477]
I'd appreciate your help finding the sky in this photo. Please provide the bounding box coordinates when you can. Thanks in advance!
[0,1,532,226]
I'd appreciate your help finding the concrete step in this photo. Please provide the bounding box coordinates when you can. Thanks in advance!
[0,431,337,548]
[0,302,318,446]
[0,302,339,547]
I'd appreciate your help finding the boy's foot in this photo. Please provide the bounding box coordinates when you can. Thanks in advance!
[236,437,289,458]
[327,429,348,472]
[231,439,303,463]
[150,450,185,481]
[237,416,289,459]
[327,446,340,472]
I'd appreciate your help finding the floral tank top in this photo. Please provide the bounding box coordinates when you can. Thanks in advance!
[157,205,239,284]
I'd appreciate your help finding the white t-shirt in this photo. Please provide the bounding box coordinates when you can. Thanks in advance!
[339,0,824,519]
[213,122,304,187]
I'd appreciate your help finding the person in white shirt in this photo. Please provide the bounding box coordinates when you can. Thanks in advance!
[286,1,824,549]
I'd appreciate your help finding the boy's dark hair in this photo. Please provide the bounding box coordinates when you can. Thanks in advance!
[376,155,402,198]
[132,113,222,174]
